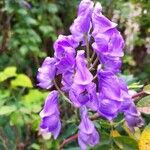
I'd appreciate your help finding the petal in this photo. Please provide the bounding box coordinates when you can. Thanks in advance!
[79,107,95,134]
[74,51,93,85]
[51,120,61,139]
[98,70,122,101]
[37,57,56,89]
[40,91,59,118]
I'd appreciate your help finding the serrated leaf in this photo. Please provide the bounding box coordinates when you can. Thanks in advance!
[137,96,150,107]
[114,136,138,150]
[0,105,16,116]
[0,67,17,82]
[11,74,33,88]
[143,84,150,94]
[139,123,150,150]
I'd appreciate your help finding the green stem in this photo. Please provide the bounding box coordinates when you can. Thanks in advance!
[84,34,90,67]
[53,79,72,104]
[90,51,96,63]
[110,121,114,150]
[89,57,99,71]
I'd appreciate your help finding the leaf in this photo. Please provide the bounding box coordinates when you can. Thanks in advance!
[21,89,48,113]
[128,82,143,89]
[123,123,141,141]
[29,143,40,150]
[143,84,150,94]
[114,136,138,150]
[47,3,58,14]
[22,89,48,103]
[10,112,24,126]
[0,106,16,116]
[11,74,33,88]
[137,96,150,107]
[0,67,17,82]
[137,107,150,114]
[139,123,150,150]
[95,144,111,150]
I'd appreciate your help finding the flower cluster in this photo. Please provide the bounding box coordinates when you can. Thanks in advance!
[37,0,143,149]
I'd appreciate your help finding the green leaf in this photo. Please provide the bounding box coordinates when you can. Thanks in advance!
[114,136,138,150]
[0,90,10,106]
[139,123,150,150]
[21,89,48,113]
[25,17,38,25]
[0,105,16,116]
[11,74,33,88]
[22,89,48,102]
[137,95,150,107]
[0,67,17,82]
[143,84,150,94]
[128,82,143,89]
[47,3,58,14]
[39,25,54,36]
[29,143,40,150]
[95,144,111,150]
[10,112,24,126]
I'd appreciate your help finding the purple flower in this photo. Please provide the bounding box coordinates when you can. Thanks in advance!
[92,32,124,58]
[98,69,123,101]
[74,50,93,85]
[98,93,121,120]
[97,69,125,120]
[100,55,122,73]
[37,57,56,89]
[121,100,144,131]
[69,83,98,111]
[61,70,74,92]
[78,107,100,150]
[54,35,77,74]
[92,2,117,36]
[92,28,124,58]
[40,91,61,139]
[36,0,143,148]
[70,0,94,42]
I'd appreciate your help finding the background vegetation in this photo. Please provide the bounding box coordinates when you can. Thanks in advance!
[0,0,150,149]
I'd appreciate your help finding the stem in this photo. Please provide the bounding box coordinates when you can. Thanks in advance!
[84,34,90,67]
[89,57,99,71]
[132,91,145,100]
[53,79,64,95]
[53,79,72,104]
[59,134,78,150]
[90,51,96,63]
[93,74,97,81]
[110,122,114,150]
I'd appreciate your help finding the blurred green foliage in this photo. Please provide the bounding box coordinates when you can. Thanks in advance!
[0,0,150,149]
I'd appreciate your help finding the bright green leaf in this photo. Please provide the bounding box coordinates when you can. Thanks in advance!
[11,74,33,88]
[22,89,48,103]
[0,67,17,82]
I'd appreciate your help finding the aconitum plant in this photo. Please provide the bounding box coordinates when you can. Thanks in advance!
[37,0,143,149]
